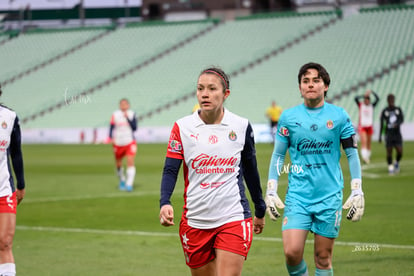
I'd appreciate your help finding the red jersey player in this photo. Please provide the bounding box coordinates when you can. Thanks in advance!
[354,90,379,164]
[159,67,266,275]
[0,85,26,276]
[109,98,137,192]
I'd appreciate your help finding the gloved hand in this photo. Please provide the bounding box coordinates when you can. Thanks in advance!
[343,179,365,222]
[265,179,285,221]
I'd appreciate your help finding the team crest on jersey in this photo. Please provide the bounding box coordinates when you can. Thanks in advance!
[209,135,218,144]
[326,120,334,129]
[169,140,182,152]
[279,127,289,137]
[1,121,6,129]
[228,131,237,141]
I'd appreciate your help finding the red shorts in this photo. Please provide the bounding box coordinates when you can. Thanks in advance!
[358,126,373,136]
[113,142,137,159]
[0,192,17,214]
[179,217,253,269]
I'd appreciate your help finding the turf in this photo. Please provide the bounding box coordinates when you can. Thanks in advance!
[13,142,414,275]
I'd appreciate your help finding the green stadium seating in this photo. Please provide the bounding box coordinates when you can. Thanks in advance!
[2,6,413,130]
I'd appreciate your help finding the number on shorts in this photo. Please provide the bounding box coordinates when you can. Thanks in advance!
[241,220,252,242]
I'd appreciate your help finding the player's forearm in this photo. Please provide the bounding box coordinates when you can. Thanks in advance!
[127,117,138,131]
[268,140,288,181]
[344,147,361,180]
[242,157,266,218]
[160,157,181,207]
[10,118,25,189]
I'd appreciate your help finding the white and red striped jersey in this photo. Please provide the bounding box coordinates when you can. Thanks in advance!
[358,103,375,127]
[355,91,379,128]
[0,105,25,197]
[163,109,264,229]
[109,110,137,146]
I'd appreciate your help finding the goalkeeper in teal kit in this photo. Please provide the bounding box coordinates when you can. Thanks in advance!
[266,63,365,276]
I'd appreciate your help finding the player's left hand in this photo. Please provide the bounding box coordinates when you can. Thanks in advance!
[265,180,285,221]
[253,216,265,234]
[16,189,25,205]
[343,179,365,222]
[159,204,175,227]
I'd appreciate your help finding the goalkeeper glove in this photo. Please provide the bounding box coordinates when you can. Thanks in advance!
[343,179,365,222]
[265,179,285,221]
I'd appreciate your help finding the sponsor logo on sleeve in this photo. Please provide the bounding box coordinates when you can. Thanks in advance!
[169,140,182,152]
[279,126,289,137]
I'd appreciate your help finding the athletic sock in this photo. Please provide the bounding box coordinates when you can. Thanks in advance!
[315,267,333,276]
[360,148,367,160]
[0,263,16,276]
[286,259,308,276]
[117,167,125,182]
[126,166,136,188]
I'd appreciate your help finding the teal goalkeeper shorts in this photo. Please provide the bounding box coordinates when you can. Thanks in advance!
[281,192,343,238]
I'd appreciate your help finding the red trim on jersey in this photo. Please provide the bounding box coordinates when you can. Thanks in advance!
[166,123,184,160]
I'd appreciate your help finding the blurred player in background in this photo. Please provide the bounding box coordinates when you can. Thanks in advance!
[265,100,283,143]
[0,85,26,276]
[159,67,266,276]
[265,63,364,276]
[379,94,404,175]
[192,103,200,113]
[354,89,379,164]
[109,98,137,192]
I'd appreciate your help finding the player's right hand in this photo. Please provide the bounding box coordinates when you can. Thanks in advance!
[265,180,285,221]
[159,204,175,227]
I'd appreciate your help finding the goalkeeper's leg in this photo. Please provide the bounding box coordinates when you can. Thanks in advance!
[286,259,308,276]
[314,234,335,276]
[283,229,309,276]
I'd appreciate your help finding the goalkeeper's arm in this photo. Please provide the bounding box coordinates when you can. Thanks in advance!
[266,140,288,221]
[342,135,365,222]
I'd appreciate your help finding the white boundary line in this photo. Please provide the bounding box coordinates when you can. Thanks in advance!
[21,189,183,204]
[21,191,160,203]
[16,225,414,250]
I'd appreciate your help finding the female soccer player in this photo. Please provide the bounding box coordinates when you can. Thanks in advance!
[109,98,137,192]
[159,67,266,276]
[265,63,365,276]
[354,89,379,164]
[0,85,26,276]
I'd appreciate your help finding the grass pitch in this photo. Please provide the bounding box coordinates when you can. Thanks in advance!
[14,142,414,275]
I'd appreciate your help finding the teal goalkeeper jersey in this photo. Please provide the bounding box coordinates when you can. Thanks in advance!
[274,102,355,204]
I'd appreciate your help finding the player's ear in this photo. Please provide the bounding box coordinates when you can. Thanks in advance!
[224,89,230,99]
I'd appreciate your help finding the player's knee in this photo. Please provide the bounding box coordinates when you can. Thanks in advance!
[0,233,13,252]
[314,251,332,269]
[284,248,303,264]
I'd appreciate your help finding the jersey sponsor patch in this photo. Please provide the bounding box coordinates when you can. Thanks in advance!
[208,135,218,144]
[169,140,182,152]
[279,126,289,136]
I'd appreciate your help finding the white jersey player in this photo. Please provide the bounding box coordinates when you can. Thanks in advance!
[109,99,137,192]
[0,85,26,276]
[354,90,379,164]
[159,67,266,276]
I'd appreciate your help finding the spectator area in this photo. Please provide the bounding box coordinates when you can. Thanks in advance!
[1,6,413,130]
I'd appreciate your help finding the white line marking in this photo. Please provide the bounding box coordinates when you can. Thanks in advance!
[16,225,414,250]
[22,190,183,204]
